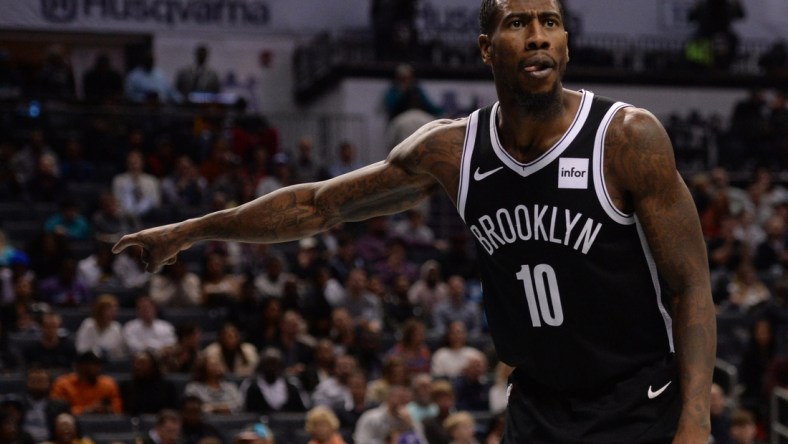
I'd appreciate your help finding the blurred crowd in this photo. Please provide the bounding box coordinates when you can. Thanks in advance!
[0,39,786,444]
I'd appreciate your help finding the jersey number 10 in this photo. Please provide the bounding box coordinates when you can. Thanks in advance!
[516,264,565,327]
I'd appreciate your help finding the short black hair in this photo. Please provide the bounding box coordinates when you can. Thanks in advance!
[479,0,565,35]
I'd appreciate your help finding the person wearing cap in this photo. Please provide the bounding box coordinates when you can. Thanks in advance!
[50,350,122,415]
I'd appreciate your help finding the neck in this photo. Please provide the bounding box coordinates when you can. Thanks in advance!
[496,87,579,163]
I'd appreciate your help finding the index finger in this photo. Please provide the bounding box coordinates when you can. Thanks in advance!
[112,234,143,254]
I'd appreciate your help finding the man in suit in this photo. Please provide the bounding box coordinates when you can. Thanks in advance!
[19,367,70,443]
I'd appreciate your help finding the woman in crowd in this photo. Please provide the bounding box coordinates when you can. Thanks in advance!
[202,322,258,377]
[304,406,346,444]
[75,293,126,359]
[184,354,244,414]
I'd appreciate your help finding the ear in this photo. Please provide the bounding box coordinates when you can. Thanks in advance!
[565,31,570,62]
[479,34,492,65]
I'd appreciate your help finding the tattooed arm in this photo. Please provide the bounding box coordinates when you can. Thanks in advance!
[609,108,715,443]
[112,119,465,272]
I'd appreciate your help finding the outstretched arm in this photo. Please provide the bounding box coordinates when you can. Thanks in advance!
[112,120,459,272]
[611,108,715,443]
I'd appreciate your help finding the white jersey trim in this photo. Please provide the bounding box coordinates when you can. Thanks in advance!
[592,102,635,225]
[489,90,594,177]
[457,109,480,221]
[636,215,675,352]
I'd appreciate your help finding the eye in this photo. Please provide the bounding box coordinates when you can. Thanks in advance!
[545,19,558,28]
[510,19,523,29]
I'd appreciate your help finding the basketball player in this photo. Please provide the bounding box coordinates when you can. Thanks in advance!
[113,0,715,442]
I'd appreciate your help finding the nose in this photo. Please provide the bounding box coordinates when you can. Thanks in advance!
[525,22,550,50]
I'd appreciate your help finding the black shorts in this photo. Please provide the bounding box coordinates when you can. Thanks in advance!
[503,354,681,444]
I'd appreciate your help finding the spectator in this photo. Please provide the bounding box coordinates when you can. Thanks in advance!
[11,128,55,187]
[421,380,456,444]
[112,150,161,219]
[442,411,478,444]
[375,238,419,288]
[203,322,259,378]
[36,45,75,100]
[184,355,244,415]
[408,260,449,316]
[739,318,776,421]
[327,142,361,178]
[27,152,63,202]
[391,209,436,249]
[304,405,346,444]
[27,232,70,281]
[335,268,383,328]
[91,192,142,240]
[687,0,745,70]
[239,347,307,415]
[729,409,762,444]
[299,338,336,395]
[431,321,484,380]
[18,368,70,443]
[406,373,437,426]
[481,411,505,444]
[253,253,295,300]
[724,261,771,312]
[382,64,441,121]
[312,354,358,409]
[368,356,411,406]
[82,53,123,103]
[432,276,482,336]
[49,413,93,444]
[149,261,202,308]
[255,153,294,197]
[161,155,207,207]
[370,0,417,62]
[22,312,76,372]
[43,199,91,241]
[175,45,221,99]
[353,384,414,444]
[201,252,245,307]
[122,295,177,355]
[58,137,94,184]
[710,383,733,444]
[77,242,120,289]
[328,308,356,355]
[75,294,127,359]
[120,351,178,415]
[160,322,202,374]
[329,233,365,287]
[451,354,490,412]
[50,350,123,415]
[38,258,91,307]
[383,274,421,334]
[142,410,182,444]
[125,49,182,103]
[242,297,282,350]
[753,214,788,273]
[292,136,326,183]
[333,370,374,431]
[273,310,315,376]
[384,319,431,376]
[0,401,35,444]
[179,395,224,444]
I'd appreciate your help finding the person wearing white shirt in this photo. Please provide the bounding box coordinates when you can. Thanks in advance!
[430,321,483,380]
[112,150,161,218]
[122,295,176,355]
[76,294,127,359]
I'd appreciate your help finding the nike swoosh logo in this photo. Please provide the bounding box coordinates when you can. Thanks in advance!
[647,381,672,399]
[474,166,504,181]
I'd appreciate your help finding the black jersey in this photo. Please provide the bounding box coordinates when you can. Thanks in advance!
[458,90,675,393]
